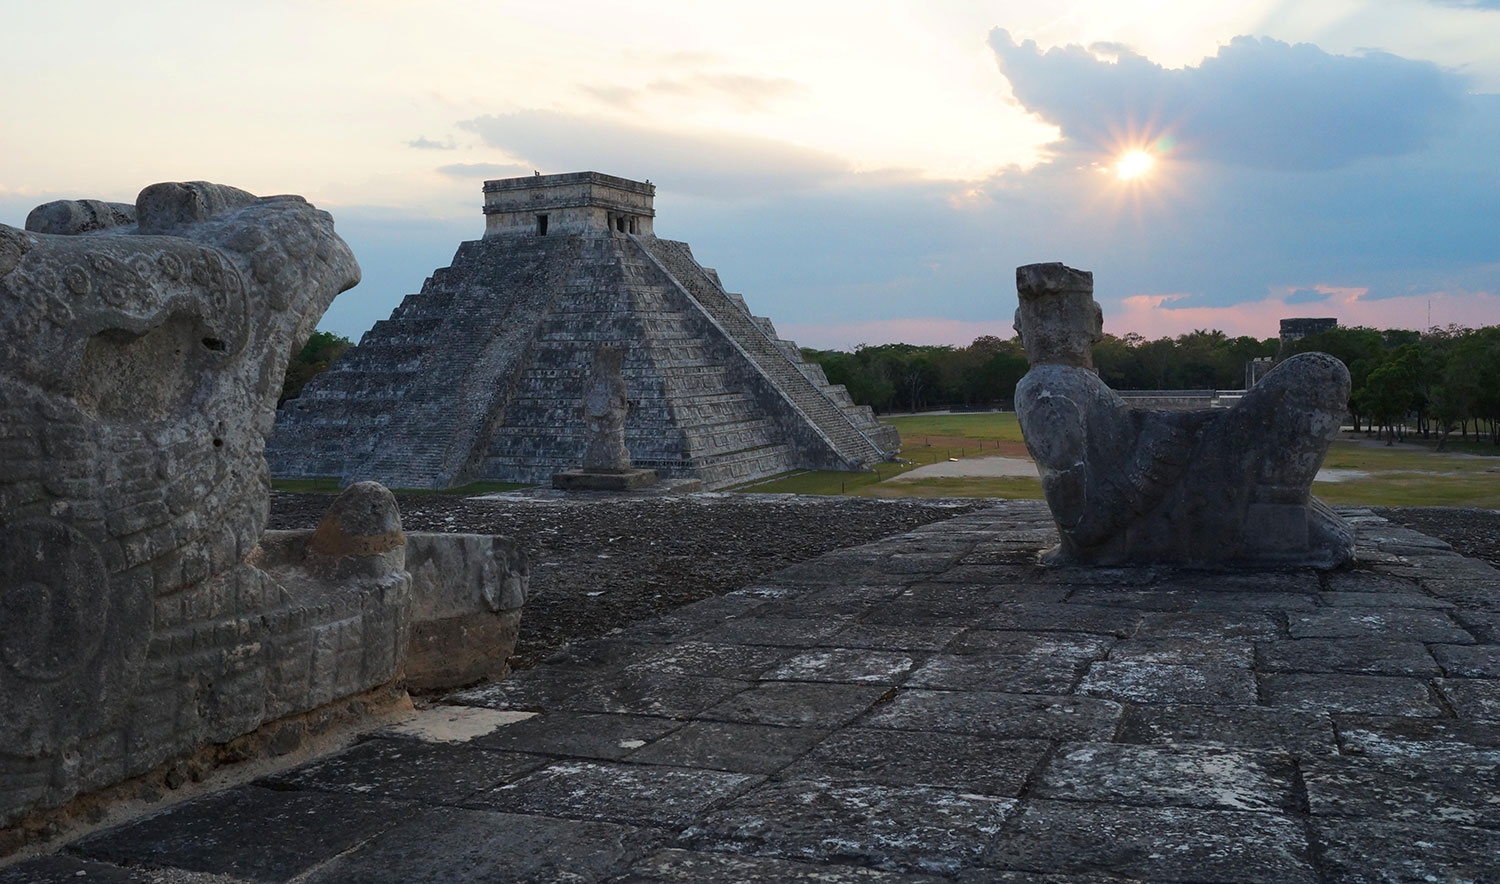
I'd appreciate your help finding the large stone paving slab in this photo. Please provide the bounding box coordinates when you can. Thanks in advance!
[1033,742,1298,811]
[258,736,546,804]
[984,801,1318,883]
[302,806,654,883]
[864,689,1122,741]
[778,728,1049,795]
[679,779,1016,875]
[468,760,759,827]
[616,848,948,883]
[1310,817,1500,884]
[68,786,404,881]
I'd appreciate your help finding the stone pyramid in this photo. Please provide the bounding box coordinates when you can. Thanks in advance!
[267,172,900,490]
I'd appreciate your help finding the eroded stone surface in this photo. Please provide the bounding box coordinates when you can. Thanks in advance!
[984,801,1317,883]
[681,779,1017,875]
[471,760,758,827]
[0,183,399,827]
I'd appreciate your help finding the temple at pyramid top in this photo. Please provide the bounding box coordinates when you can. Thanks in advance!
[267,173,900,490]
[483,171,656,237]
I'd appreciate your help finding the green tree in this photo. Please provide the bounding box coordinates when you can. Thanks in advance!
[280,330,351,405]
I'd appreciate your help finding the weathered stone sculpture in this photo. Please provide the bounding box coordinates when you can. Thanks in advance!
[552,345,660,491]
[1,182,532,839]
[1012,262,1354,568]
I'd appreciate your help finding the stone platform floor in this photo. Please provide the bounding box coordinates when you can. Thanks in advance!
[5,501,1499,882]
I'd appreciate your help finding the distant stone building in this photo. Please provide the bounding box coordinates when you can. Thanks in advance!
[267,172,899,489]
[1278,317,1338,358]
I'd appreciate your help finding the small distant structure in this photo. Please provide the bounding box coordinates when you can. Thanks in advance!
[268,172,899,489]
[1245,355,1274,388]
[1279,317,1338,358]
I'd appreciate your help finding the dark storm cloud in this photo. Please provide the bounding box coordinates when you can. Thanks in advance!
[457,110,846,198]
[989,29,1468,170]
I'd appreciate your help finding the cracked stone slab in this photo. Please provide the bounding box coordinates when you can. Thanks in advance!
[451,667,750,718]
[69,786,403,881]
[1286,609,1473,643]
[1160,571,1321,595]
[820,623,969,652]
[616,848,949,883]
[749,585,908,621]
[637,641,797,680]
[1134,611,1281,641]
[1189,592,1319,612]
[1033,743,1297,811]
[1260,673,1443,716]
[1118,704,1338,755]
[301,805,653,883]
[1436,677,1500,719]
[904,653,1081,694]
[863,689,1122,741]
[693,616,852,648]
[763,648,916,684]
[1334,714,1500,758]
[981,603,1142,636]
[1064,588,1199,611]
[944,630,1112,662]
[469,711,682,761]
[679,778,1016,876]
[1324,572,1425,594]
[258,737,547,804]
[1078,661,1257,705]
[1310,818,1500,884]
[778,728,1049,796]
[1302,754,1500,828]
[1255,638,1441,676]
[1432,643,1500,677]
[1106,638,1255,668]
[468,760,759,827]
[625,721,831,774]
[699,682,892,729]
[1314,591,1455,609]
[983,800,1316,883]
[859,590,1064,628]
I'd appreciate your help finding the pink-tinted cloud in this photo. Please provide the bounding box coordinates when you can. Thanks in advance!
[777,285,1500,351]
[1108,286,1500,339]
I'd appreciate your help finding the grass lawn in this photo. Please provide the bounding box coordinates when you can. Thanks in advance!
[735,413,1500,509]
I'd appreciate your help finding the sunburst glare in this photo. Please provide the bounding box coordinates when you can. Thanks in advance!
[1116,149,1155,180]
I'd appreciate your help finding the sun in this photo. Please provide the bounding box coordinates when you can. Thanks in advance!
[1116,149,1155,181]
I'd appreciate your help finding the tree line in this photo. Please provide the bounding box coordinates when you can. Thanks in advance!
[804,325,1500,448]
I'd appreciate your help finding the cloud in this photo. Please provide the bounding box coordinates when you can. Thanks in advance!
[989,29,1467,171]
[407,135,456,150]
[582,73,804,113]
[1284,287,1331,304]
[457,110,846,197]
[437,162,532,179]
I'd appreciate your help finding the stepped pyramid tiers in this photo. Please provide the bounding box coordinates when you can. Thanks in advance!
[267,172,900,490]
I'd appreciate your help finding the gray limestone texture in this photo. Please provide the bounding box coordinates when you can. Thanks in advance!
[581,345,633,471]
[267,172,899,490]
[1012,262,1354,568]
[0,184,408,834]
[1,181,368,827]
[0,183,523,834]
[6,500,1499,882]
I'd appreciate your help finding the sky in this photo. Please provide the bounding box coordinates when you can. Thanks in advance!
[2,0,1497,349]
